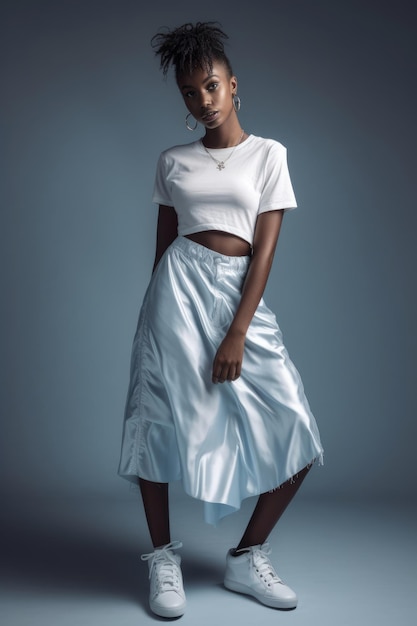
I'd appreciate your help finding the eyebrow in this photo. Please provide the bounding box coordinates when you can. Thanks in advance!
[180,74,221,90]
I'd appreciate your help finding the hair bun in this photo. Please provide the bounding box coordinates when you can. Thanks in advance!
[151,21,232,78]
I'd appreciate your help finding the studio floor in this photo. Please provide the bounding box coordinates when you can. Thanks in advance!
[1,486,416,626]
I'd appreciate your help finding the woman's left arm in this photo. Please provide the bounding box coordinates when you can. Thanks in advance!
[212,209,285,383]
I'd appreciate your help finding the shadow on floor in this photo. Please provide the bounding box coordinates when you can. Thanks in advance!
[0,515,225,611]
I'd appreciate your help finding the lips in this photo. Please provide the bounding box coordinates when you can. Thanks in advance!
[202,110,218,122]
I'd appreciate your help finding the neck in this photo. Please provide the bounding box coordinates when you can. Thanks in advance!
[202,120,246,149]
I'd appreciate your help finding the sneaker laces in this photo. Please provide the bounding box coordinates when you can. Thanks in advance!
[141,541,183,593]
[251,543,283,587]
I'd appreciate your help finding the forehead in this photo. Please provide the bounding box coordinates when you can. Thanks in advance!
[177,61,229,87]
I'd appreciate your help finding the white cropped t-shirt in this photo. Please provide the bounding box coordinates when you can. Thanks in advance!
[152,134,297,245]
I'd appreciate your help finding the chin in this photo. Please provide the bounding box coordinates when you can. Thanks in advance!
[204,120,223,130]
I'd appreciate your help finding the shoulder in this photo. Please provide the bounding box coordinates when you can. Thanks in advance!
[158,140,200,163]
[244,136,289,172]
[249,135,287,156]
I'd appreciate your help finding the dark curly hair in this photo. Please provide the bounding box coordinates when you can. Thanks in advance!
[151,21,233,80]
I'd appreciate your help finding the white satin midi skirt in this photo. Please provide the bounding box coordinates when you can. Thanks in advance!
[118,236,323,525]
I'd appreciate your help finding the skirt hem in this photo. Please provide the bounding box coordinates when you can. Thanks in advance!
[118,452,324,526]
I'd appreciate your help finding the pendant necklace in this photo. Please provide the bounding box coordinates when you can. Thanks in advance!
[201,130,245,170]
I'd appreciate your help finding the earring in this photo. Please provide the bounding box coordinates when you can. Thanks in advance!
[185,113,198,131]
[233,95,241,112]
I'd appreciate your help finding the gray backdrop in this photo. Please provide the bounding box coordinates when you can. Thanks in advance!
[1,0,416,503]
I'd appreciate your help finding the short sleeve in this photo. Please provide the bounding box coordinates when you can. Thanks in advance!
[258,142,297,214]
[152,153,173,206]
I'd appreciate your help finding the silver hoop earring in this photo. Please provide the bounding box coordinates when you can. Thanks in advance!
[233,95,241,112]
[185,113,198,131]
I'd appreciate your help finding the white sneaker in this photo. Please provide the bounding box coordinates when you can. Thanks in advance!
[141,540,186,618]
[224,542,297,609]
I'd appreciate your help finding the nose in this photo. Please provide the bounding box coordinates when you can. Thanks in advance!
[199,90,212,109]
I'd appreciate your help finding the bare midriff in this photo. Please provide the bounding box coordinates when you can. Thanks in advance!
[185,230,251,257]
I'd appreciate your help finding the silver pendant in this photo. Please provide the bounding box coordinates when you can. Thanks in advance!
[217,162,225,170]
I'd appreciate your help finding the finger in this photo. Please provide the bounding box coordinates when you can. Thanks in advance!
[212,362,221,383]
[212,362,228,384]
[226,364,237,382]
[212,366,222,384]
[212,353,226,383]
[217,368,228,383]
[233,362,242,380]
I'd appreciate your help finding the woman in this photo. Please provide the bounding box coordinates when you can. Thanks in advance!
[118,21,323,619]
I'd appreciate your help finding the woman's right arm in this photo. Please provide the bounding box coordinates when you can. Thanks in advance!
[152,204,178,272]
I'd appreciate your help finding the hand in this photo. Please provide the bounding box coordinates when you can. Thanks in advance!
[212,331,245,384]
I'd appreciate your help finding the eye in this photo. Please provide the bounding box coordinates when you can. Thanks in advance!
[184,90,195,98]
[207,82,219,91]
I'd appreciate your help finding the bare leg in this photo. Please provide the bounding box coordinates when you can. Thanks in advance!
[236,465,310,550]
[139,478,171,548]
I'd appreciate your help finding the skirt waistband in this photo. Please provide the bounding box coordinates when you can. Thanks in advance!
[173,236,251,271]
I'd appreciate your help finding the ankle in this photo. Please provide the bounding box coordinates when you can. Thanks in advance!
[235,540,264,553]
[231,544,261,557]
[154,541,172,550]
[231,548,248,557]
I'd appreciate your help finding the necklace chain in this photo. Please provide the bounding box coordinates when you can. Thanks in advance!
[201,131,245,170]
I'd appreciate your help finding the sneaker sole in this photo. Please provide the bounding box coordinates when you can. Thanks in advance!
[224,579,297,610]
[149,600,186,618]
